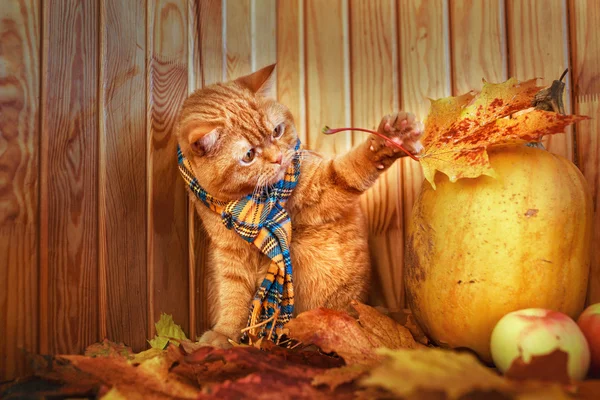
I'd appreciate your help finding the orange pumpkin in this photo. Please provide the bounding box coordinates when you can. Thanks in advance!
[405,144,593,362]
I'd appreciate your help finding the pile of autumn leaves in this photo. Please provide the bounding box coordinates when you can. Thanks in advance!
[3,301,598,399]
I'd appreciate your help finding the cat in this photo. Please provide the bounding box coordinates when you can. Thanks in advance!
[175,64,423,348]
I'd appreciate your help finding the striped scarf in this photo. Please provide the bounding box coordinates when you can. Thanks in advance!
[177,140,301,342]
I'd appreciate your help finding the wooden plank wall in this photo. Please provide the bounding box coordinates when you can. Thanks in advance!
[1,0,598,381]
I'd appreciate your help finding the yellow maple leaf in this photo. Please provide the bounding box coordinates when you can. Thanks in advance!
[99,387,129,400]
[129,347,165,364]
[419,77,590,188]
[148,313,188,349]
[360,348,570,399]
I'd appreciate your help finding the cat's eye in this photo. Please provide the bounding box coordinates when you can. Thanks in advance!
[272,123,284,139]
[241,148,256,164]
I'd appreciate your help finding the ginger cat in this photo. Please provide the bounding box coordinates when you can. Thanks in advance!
[176,64,423,347]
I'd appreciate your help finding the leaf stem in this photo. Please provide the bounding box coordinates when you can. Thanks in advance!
[322,126,420,161]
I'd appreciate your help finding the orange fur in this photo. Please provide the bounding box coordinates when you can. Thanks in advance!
[175,64,422,347]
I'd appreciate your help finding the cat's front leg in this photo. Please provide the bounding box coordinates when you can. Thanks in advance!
[330,111,423,193]
[197,249,256,348]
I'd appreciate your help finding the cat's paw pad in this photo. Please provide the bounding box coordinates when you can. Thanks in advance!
[198,329,234,349]
[371,111,424,161]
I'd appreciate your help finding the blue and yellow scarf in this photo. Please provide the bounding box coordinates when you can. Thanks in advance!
[177,140,301,342]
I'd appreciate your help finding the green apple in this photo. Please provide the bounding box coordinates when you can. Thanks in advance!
[490,308,590,380]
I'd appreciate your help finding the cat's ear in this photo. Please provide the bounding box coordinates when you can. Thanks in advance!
[181,120,219,157]
[235,63,276,98]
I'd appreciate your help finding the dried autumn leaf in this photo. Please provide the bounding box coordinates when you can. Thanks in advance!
[388,308,430,345]
[184,346,337,381]
[50,345,198,399]
[360,348,574,400]
[0,377,98,400]
[99,386,134,400]
[148,313,188,349]
[353,387,401,400]
[196,371,344,400]
[85,339,134,360]
[419,77,590,188]
[181,346,353,399]
[512,383,572,400]
[504,349,571,385]
[312,364,371,391]
[3,354,100,400]
[130,347,165,364]
[352,301,422,350]
[574,380,600,400]
[360,347,511,399]
[286,301,421,366]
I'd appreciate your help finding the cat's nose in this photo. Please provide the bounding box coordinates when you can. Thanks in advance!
[272,152,283,165]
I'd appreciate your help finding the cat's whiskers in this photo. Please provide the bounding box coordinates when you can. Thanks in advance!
[251,165,267,199]
[295,149,314,161]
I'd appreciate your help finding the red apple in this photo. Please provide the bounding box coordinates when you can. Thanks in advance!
[577,303,600,376]
[490,308,590,381]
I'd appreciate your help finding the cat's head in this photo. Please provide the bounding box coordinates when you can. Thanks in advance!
[176,64,299,200]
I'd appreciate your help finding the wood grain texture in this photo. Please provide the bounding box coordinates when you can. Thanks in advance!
[506,0,573,160]
[193,0,223,337]
[4,1,600,382]
[187,0,200,342]
[398,0,452,282]
[0,0,40,380]
[188,0,202,92]
[226,0,251,79]
[191,211,210,338]
[147,0,190,339]
[253,0,276,74]
[450,0,507,93]
[349,0,404,310]
[276,0,305,143]
[569,0,600,304]
[40,0,99,355]
[305,0,351,154]
[99,0,148,351]
[198,0,224,86]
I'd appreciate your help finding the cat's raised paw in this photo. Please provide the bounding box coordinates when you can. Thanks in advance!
[198,329,233,349]
[371,111,424,161]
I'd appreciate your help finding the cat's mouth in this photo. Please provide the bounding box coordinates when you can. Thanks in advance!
[270,163,288,184]
[256,148,297,188]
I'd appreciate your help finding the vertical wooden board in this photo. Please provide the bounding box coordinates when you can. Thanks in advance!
[569,0,600,304]
[147,0,190,338]
[193,0,224,337]
[188,0,202,92]
[305,0,350,154]
[191,212,210,338]
[276,0,306,143]
[187,0,200,342]
[99,0,148,351]
[40,0,99,355]
[0,0,40,380]
[350,0,404,310]
[506,0,573,160]
[226,0,252,79]
[398,0,452,278]
[450,0,507,93]
[199,0,224,86]
[253,0,276,75]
